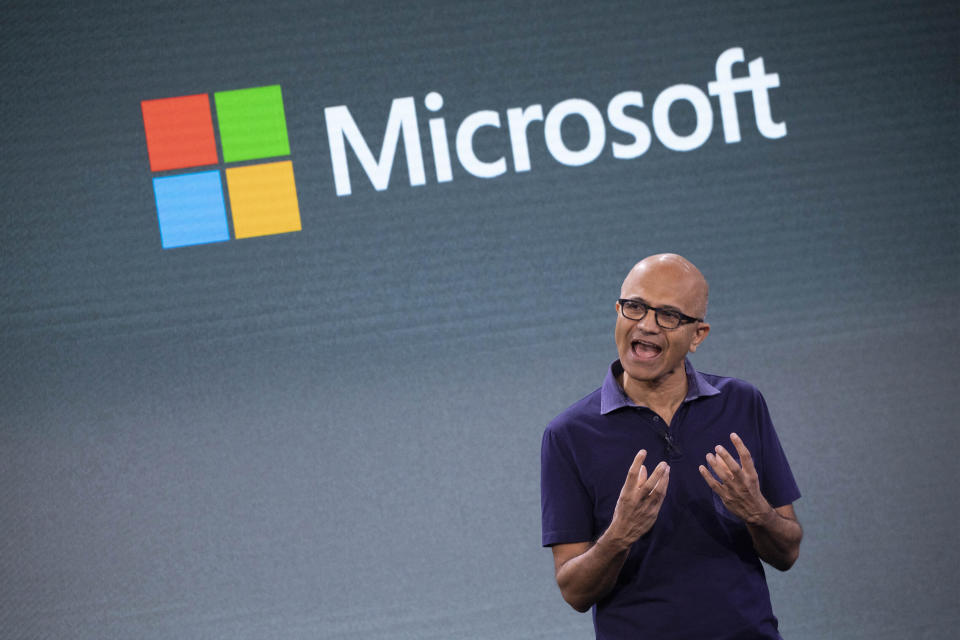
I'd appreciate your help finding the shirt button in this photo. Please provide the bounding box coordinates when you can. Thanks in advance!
[653,416,660,422]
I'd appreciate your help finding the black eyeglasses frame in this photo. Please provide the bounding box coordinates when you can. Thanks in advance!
[617,298,702,329]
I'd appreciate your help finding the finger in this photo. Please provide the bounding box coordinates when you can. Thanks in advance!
[642,461,668,493]
[705,452,731,481]
[714,445,741,474]
[698,464,722,492]
[730,433,756,473]
[643,465,670,510]
[646,474,670,514]
[625,449,647,484]
[650,465,670,498]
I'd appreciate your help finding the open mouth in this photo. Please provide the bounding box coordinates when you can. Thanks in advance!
[631,339,663,360]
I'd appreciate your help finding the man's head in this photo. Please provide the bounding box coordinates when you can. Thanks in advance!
[615,254,711,393]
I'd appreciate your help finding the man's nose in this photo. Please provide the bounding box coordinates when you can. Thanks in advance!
[637,310,661,333]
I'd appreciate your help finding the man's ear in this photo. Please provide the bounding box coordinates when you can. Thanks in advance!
[689,322,710,352]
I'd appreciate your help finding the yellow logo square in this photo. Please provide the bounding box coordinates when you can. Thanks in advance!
[225,161,301,239]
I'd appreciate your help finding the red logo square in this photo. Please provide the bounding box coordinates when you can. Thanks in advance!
[141,94,219,172]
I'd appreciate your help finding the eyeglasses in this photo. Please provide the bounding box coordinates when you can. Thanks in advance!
[617,298,702,330]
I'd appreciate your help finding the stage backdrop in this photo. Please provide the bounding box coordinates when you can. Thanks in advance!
[2,1,957,638]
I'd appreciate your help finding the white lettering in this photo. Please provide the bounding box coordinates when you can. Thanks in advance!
[652,84,713,152]
[324,97,425,196]
[544,98,606,166]
[506,105,544,173]
[747,57,786,139]
[607,91,651,159]
[321,48,785,195]
[425,92,452,183]
[707,47,786,143]
[456,110,506,179]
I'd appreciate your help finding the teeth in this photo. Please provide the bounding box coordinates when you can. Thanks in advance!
[632,340,662,353]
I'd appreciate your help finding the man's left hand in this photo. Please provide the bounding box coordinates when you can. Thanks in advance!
[699,433,774,526]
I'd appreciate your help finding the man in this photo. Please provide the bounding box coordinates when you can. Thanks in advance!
[541,254,802,639]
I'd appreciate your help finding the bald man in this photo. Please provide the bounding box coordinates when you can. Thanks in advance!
[541,254,802,639]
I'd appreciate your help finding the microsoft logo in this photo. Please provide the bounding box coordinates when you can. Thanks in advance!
[141,85,301,249]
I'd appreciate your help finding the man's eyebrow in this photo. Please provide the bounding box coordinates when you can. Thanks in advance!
[624,297,682,312]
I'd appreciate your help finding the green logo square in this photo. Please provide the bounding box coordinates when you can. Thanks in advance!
[214,85,290,163]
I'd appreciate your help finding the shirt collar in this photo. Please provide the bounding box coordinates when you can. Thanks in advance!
[600,358,720,415]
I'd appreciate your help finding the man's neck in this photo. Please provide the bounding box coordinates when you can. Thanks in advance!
[620,366,688,425]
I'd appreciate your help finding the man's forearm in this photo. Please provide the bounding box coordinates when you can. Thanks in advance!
[746,505,803,571]
[553,455,670,612]
[555,533,632,612]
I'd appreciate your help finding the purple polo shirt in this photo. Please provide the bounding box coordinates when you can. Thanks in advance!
[541,360,800,639]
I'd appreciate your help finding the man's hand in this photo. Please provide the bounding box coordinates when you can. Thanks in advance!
[551,449,670,612]
[699,433,773,525]
[699,433,803,570]
[607,449,671,546]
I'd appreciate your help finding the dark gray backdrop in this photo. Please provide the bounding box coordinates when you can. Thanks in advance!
[2,1,957,638]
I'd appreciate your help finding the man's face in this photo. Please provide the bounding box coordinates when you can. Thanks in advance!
[615,260,710,389]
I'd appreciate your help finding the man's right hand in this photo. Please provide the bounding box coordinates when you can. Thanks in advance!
[605,450,670,549]
[551,449,670,612]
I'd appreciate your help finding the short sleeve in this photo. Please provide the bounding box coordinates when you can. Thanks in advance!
[541,424,595,546]
[753,390,801,508]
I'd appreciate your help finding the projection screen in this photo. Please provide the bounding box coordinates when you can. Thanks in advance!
[2,1,957,638]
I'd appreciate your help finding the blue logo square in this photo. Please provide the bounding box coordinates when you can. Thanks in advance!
[153,171,230,248]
